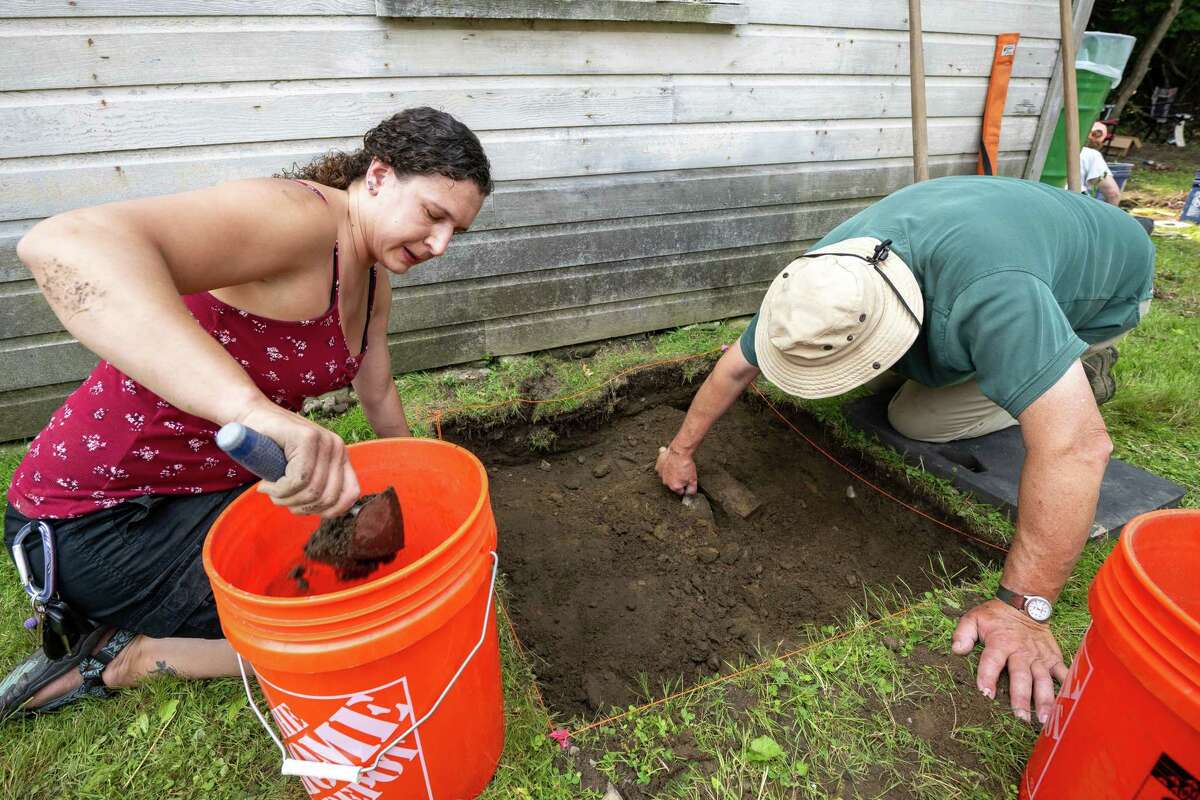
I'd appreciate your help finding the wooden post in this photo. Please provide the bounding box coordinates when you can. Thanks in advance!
[1060,0,1081,192]
[1024,0,1096,180]
[908,0,930,182]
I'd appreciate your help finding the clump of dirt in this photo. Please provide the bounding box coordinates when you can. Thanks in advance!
[304,487,405,580]
[518,365,561,401]
[286,564,310,593]
[476,399,993,719]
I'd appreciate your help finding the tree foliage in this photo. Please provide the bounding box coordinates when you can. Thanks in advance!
[1089,0,1200,121]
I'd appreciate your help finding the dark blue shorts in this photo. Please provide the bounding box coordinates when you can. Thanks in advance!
[4,486,252,639]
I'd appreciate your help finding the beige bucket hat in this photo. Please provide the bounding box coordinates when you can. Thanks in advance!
[754,236,924,398]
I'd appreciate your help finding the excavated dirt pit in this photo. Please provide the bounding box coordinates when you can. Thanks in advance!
[456,380,991,720]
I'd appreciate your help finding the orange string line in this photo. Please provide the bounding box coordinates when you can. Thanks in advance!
[569,603,918,737]
[749,383,1010,556]
[498,595,554,728]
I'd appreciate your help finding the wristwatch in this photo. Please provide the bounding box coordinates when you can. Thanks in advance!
[995,585,1053,622]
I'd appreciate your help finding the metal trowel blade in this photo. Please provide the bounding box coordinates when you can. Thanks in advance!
[347,486,405,560]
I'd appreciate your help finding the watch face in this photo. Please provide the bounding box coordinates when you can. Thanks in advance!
[1026,596,1053,622]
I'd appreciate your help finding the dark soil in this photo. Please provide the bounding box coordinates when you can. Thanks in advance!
[304,487,405,580]
[461,384,994,720]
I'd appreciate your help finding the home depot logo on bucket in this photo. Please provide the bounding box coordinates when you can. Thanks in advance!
[1134,753,1200,798]
[265,675,434,800]
[1023,630,1096,798]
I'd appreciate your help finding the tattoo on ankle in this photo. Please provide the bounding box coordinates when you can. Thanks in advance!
[153,660,178,678]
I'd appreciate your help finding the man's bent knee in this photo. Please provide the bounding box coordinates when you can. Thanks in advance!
[887,380,1018,443]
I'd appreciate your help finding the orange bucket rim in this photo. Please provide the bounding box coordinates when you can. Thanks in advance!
[202,437,489,607]
[1118,509,1200,639]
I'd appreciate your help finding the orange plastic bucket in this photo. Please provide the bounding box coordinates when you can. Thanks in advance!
[1021,509,1200,799]
[203,438,504,800]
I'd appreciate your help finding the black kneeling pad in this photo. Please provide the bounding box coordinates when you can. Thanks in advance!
[842,392,1186,536]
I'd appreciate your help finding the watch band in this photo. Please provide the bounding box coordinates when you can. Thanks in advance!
[996,584,1053,622]
[995,584,1026,612]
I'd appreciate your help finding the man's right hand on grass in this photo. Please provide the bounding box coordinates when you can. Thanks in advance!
[952,598,1069,725]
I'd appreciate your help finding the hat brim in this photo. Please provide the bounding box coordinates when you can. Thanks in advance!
[755,238,923,399]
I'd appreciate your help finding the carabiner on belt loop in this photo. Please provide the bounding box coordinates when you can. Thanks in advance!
[11,520,55,605]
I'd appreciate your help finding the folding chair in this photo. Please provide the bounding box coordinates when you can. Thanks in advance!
[1147,86,1189,144]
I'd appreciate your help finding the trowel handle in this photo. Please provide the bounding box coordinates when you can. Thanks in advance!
[216,423,287,482]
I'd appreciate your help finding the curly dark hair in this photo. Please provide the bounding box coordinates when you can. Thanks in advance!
[280,107,492,195]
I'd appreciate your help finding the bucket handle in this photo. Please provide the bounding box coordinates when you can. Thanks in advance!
[238,550,500,786]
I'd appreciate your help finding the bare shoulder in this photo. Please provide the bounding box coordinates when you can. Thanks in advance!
[147,177,339,248]
[103,177,342,293]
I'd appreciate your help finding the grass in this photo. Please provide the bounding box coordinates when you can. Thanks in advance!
[2,159,1198,798]
[1120,141,1200,211]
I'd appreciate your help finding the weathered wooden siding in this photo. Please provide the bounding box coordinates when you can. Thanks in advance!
[0,0,1064,441]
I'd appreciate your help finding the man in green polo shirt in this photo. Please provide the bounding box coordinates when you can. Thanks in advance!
[656,175,1154,725]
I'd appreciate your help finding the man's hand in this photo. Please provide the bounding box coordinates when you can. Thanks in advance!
[654,344,760,496]
[952,598,1069,724]
[657,445,698,496]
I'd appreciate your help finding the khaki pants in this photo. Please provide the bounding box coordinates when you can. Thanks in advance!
[887,300,1150,444]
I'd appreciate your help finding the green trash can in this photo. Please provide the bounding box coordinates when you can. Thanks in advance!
[1039,32,1136,189]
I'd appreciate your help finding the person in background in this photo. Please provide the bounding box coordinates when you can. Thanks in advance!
[1,107,491,720]
[1082,122,1122,205]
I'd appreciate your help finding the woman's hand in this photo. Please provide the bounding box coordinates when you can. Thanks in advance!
[236,402,360,518]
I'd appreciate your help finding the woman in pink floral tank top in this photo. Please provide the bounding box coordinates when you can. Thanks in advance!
[1,108,492,720]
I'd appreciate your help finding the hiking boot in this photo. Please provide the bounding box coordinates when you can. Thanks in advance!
[1082,346,1119,405]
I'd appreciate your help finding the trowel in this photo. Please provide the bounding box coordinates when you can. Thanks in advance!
[216,423,405,582]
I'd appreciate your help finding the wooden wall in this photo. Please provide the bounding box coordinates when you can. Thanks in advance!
[0,0,1063,440]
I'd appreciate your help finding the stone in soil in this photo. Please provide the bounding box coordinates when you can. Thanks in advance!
[680,493,715,525]
[304,487,405,581]
[302,388,354,418]
[696,459,763,518]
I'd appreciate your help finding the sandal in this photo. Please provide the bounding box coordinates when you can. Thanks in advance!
[0,624,110,722]
[0,627,137,720]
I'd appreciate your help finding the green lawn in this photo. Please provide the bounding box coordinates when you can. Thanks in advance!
[2,163,1197,798]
